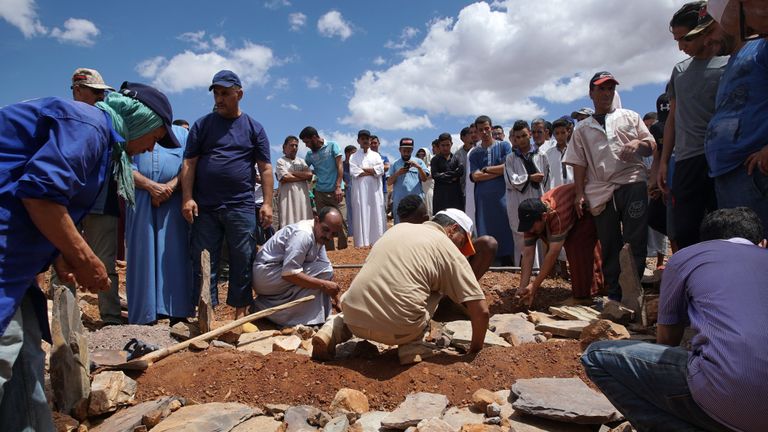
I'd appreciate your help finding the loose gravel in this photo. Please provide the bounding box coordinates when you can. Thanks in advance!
[88,324,177,351]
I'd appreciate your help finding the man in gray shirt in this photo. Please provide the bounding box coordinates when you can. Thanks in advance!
[658,2,728,249]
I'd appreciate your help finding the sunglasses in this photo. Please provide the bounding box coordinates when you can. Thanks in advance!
[740,1,767,41]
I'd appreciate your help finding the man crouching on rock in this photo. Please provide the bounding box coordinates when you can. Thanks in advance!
[312,208,490,361]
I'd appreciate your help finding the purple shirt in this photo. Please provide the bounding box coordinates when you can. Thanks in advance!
[659,238,768,432]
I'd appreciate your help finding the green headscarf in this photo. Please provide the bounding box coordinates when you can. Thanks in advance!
[96,92,163,207]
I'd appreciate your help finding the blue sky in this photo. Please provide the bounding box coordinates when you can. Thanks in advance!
[0,0,686,164]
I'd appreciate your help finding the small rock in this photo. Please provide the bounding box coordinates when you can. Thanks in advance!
[52,412,79,432]
[265,404,291,416]
[440,407,485,430]
[170,321,198,341]
[579,319,630,350]
[168,399,183,412]
[295,325,315,339]
[609,421,636,432]
[415,417,453,431]
[284,405,323,431]
[324,416,350,432]
[472,389,501,412]
[381,392,449,429]
[273,335,302,352]
[142,409,166,429]
[88,371,137,416]
[534,320,591,339]
[307,410,332,427]
[599,300,635,324]
[444,321,511,351]
[485,402,501,417]
[215,321,243,345]
[211,340,235,349]
[189,340,210,351]
[330,388,370,416]
[483,416,501,425]
[237,331,281,355]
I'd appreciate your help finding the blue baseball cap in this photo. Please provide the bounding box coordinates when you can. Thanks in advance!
[118,82,181,149]
[209,70,242,91]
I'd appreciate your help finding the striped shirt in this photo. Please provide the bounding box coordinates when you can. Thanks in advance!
[523,184,578,246]
[658,238,768,432]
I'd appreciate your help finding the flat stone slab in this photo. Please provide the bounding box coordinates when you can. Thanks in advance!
[489,313,542,345]
[534,321,591,339]
[381,392,449,429]
[283,405,323,432]
[511,378,623,424]
[440,406,485,430]
[230,415,281,432]
[496,390,592,432]
[152,402,256,432]
[91,396,179,432]
[356,411,390,432]
[444,321,511,350]
[416,417,454,431]
[237,331,282,355]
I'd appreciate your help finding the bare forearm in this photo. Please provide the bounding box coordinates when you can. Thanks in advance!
[471,171,500,182]
[181,158,198,201]
[573,165,586,194]
[465,299,490,353]
[532,243,562,288]
[657,324,684,346]
[520,245,536,287]
[661,106,676,164]
[283,272,326,290]
[259,163,274,205]
[485,164,504,175]
[22,199,92,265]
[166,176,179,191]
[133,171,154,191]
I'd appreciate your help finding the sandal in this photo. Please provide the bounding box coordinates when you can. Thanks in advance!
[123,338,159,361]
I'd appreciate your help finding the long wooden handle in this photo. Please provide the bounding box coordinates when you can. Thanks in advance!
[141,295,315,363]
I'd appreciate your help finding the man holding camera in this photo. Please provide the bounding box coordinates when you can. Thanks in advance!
[388,138,430,224]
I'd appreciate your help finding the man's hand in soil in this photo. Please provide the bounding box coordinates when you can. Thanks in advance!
[516,283,537,308]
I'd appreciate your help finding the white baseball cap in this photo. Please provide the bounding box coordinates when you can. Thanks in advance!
[435,208,476,256]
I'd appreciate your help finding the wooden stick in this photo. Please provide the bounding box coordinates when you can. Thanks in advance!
[115,295,315,370]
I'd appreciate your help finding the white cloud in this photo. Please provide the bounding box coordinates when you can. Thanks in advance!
[373,56,386,66]
[317,10,352,40]
[50,18,99,46]
[274,77,289,90]
[0,0,46,37]
[264,0,291,10]
[211,35,227,50]
[385,26,420,50]
[177,31,209,50]
[289,12,306,31]
[136,41,275,93]
[305,76,320,89]
[343,0,685,130]
[281,103,301,111]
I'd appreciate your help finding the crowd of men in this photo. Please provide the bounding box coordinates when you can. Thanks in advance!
[1,0,767,430]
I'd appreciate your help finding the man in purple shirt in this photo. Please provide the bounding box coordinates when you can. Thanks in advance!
[582,207,768,432]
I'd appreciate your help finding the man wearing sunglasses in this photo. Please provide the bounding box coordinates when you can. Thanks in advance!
[697,0,768,239]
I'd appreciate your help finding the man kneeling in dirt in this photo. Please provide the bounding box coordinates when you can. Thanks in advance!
[251,207,343,327]
[312,209,490,361]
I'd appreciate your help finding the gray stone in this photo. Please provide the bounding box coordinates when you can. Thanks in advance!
[381,392,449,429]
[237,331,281,355]
[489,313,542,345]
[444,321,511,351]
[273,335,302,352]
[152,402,256,432]
[198,249,214,333]
[548,306,600,322]
[88,371,137,416]
[599,300,635,324]
[265,403,291,415]
[211,340,236,349]
[415,417,454,431]
[486,403,501,417]
[284,405,323,431]
[496,390,593,432]
[398,342,442,365]
[511,377,623,424]
[50,285,90,416]
[483,417,501,425]
[619,244,643,320]
[323,416,350,432]
[335,338,387,360]
[231,415,282,432]
[534,321,591,339]
[355,411,390,432]
[440,406,485,430]
[91,396,181,432]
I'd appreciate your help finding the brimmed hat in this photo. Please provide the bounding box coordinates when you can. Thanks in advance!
[684,3,715,39]
[209,70,242,91]
[517,198,547,233]
[435,209,476,256]
[399,137,414,148]
[590,71,620,88]
[72,68,114,91]
[357,129,371,138]
[570,107,594,118]
[118,82,181,149]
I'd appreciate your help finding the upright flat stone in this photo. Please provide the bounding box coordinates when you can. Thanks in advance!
[88,371,137,416]
[534,321,591,339]
[152,402,256,432]
[489,313,542,345]
[618,244,643,319]
[511,378,623,424]
[91,396,181,432]
[230,416,281,432]
[444,321,511,351]
[50,285,91,416]
[381,392,449,430]
[440,406,485,430]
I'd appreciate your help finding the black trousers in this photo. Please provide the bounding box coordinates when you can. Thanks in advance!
[594,182,648,300]
[672,154,717,249]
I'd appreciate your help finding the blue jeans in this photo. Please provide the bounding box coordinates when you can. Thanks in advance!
[715,167,768,240]
[191,208,257,308]
[0,291,54,431]
[581,341,731,432]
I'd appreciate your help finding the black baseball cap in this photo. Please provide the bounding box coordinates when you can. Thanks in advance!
[399,137,414,147]
[209,70,242,91]
[357,129,371,138]
[118,82,180,149]
[517,198,547,232]
[589,71,619,89]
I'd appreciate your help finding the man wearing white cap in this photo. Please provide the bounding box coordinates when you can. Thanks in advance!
[312,208,490,362]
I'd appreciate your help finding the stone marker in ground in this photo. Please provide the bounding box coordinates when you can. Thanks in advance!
[237,330,281,355]
[88,371,138,416]
[440,406,485,430]
[618,244,643,320]
[230,415,282,432]
[152,402,256,432]
[489,313,544,345]
[198,249,214,333]
[579,319,630,350]
[416,417,454,431]
[534,321,591,339]
[381,392,450,430]
[330,388,370,416]
[273,334,302,352]
[91,396,182,432]
[50,285,91,416]
[511,377,623,424]
[599,300,635,324]
[324,415,351,432]
[444,321,511,351]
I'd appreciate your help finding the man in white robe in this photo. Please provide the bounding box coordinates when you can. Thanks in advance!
[350,129,386,247]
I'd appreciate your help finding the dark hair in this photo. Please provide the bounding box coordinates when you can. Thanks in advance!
[344,145,357,155]
[643,112,658,122]
[700,207,764,245]
[172,119,189,127]
[492,125,504,132]
[431,213,465,234]
[460,126,471,138]
[438,132,452,143]
[474,115,492,127]
[396,195,426,220]
[544,120,553,136]
[283,135,299,146]
[670,1,704,31]
[299,126,319,140]
[431,139,439,148]
[512,120,530,132]
[552,118,570,130]
[318,206,340,222]
[370,135,379,141]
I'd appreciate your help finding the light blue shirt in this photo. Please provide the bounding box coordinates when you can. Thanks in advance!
[305,140,344,193]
